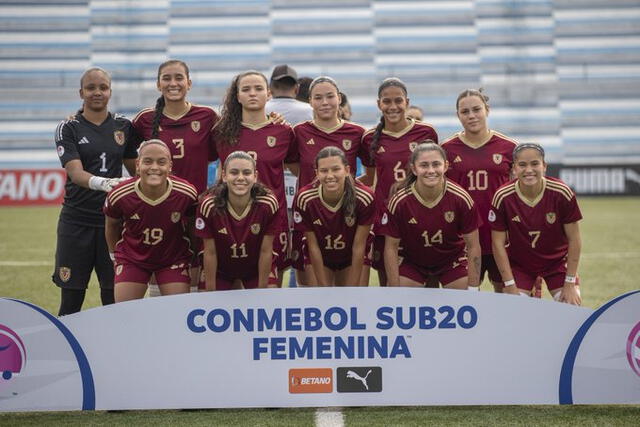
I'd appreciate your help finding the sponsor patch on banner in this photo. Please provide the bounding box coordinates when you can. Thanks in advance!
[289,368,333,393]
[337,367,382,393]
[114,130,125,146]
[59,267,71,282]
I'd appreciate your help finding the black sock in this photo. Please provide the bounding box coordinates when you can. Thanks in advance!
[100,288,115,306]
[58,288,86,316]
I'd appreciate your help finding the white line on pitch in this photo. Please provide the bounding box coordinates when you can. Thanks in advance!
[315,407,344,427]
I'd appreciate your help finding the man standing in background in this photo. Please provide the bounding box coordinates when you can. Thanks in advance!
[266,64,313,125]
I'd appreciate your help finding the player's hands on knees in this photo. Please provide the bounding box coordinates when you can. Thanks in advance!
[560,284,581,305]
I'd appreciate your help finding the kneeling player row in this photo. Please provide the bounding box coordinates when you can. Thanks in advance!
[103,139,582,305]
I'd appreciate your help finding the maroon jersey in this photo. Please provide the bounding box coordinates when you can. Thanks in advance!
[293,120,367,188]
[489,176,582,274]
[104,176,198,270]
[361,120,439,221]
[212,119,297,228]
[195,193,279,280]
[442,130,518,254]
[380,180,479,268]
[132,104,218,193]
[292,181,375,266]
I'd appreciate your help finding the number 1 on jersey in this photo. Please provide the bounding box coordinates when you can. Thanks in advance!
[99,152,108,172]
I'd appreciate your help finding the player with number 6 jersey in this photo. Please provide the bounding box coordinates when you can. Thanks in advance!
[196,151,279,290]
[360,78,438,284]
[489,143,583,304]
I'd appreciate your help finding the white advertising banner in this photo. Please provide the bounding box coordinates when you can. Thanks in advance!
[1,288,639,411]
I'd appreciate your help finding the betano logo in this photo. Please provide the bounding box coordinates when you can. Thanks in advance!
[289,368,333,393]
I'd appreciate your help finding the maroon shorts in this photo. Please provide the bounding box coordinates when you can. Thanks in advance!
[114,261,191,286]
[511,263,579,292]
[481,254,502,283]
[215,275,259,290]
[398,256,468,287]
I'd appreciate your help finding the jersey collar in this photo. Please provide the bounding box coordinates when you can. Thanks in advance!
[318,184,344,212]
[515,177,547,207]
[411,181,445,209]
[134,177,173,206]
[458,129,495,149]
[382,118,415,138]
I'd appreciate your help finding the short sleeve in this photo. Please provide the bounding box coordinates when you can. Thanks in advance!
[264,205,280,235]
[488,200,507,232]
[103,193,122,219]
[459,200,480,235]
[54,120,79,167]
[284,126,299,163]
[356,191,376,226]
[195,196,216,239]
[560,194,582,224]
[292,193,311,233]
[378,205,400,239]
[359,133,375,167]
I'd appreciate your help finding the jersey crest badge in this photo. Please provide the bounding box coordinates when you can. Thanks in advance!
[267,136,277,147]
[546,212,556,224]
[171,212,181,223]
[191,121,200,132]
[251,223,261,235]
[114,130,125,146]
[444,211,455,223]
[409,142,418,152]
[115,265,123,275]
[493,154,503,164]
[342,139,352,151]
[345,215,355,227]
[58,267,71,282]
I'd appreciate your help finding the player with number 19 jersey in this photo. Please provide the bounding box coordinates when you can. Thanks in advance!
[103,176,198,270]
[489,176,582,275]
[195,193,279,288]
[133,104,218,193]
[442,131,517,255]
